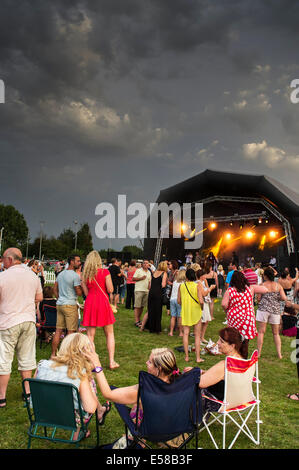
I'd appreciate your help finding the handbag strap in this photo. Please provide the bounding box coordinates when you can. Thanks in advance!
[94,278,110,303]
[184,282,200,304]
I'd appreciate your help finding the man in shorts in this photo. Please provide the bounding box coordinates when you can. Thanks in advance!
[133,260,151,326]
[0,248,43,407]
[51,254,82,357]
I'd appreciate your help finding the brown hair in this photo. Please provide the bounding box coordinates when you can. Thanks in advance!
[43,285,54,298]
[219,327,248,359]
[230,271,249,292]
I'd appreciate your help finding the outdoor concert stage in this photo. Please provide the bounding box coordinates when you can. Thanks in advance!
[144,170,299,271]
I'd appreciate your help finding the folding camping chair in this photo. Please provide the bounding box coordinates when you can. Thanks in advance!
[199,349,262,449]
[22,378,100,448]
[37,300,57,349]
[112,368,202,449]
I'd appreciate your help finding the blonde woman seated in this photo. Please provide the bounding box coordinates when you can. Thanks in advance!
[35,333,111,439]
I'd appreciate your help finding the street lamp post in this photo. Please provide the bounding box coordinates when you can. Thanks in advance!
[74,220,78,251]
[26,231,30,259]
[39,221,45,261]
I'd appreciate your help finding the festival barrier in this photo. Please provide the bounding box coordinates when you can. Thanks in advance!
[44,271,56,284]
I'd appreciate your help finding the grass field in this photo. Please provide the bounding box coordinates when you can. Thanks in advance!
[0,298,298,449]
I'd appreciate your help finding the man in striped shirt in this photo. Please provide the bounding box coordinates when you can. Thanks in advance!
[243,263,258,285]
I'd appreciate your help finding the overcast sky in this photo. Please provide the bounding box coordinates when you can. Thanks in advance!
[1,0,299,251]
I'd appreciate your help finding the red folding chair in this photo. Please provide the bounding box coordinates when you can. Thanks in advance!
[199,350,262,449]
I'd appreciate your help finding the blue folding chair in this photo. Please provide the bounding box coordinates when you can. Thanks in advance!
[112,368,202,449]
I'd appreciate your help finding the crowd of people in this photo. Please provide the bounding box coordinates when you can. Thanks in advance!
[0,246,299,446]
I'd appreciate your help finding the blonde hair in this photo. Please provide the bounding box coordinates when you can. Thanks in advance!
[82,250,102,282]
[218,265,224,272]
[51,333,93,381]
[175,270,186,283]
[151,348,179,382]
[191,263,201,272]
[158,261,168,272]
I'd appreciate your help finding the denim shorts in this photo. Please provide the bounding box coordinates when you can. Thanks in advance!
[170,299,181,318]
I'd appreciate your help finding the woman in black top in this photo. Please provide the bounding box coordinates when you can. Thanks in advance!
[143,261,168,334]
[204,261,218,320]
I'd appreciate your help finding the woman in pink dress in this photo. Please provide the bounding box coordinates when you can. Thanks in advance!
[221,270,267,358]
[82,251,119,370]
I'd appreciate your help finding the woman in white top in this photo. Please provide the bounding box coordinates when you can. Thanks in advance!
[168,270,186,336]
[196,269,216,344]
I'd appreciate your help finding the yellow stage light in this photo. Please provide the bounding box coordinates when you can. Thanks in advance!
[269,230,277,239]
[209,222,217,230]
[225,232,232,240]
[181,223,187,232]
[245,231,255,239]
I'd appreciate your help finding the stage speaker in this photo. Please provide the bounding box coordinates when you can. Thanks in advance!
[277,246,289,273]
[289,251,298,277]
[122,252,132,263]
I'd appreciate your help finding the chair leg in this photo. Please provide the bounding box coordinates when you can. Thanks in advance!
[95,414,100,447]
[222,414,226,449]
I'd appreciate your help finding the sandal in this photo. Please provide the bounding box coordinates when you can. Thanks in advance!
[22,392,31,402]
[287,393,299,401]
[98,402,111,426]
[0,398,6,408]
[134,322,141,327]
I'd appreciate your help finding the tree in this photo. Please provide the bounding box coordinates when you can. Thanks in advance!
[28,236,68,260]
[0,204,28,254]
[77,223,93,256]
[58,228,76,253]
[122,245,143,259]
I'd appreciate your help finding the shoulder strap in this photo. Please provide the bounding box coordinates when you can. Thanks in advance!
[94,278,110,302]
[184,282,200,304]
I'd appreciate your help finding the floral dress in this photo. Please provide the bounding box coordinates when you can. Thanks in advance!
[226,286,257,339]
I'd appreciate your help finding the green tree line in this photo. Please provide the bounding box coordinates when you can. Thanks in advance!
[0,204,143,261]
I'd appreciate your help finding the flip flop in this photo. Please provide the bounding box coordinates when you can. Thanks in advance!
[0,398,6,408]
[134,322,141,327]
[287,393,299,401]
[98,402,111,426]
[196,358,205,363]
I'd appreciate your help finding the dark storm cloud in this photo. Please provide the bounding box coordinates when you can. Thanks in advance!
[0,0,299,248]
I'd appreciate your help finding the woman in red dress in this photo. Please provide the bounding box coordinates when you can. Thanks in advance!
[82,251,119,370]
[221,271,267,358]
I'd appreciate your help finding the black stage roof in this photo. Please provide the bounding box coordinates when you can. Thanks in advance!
[157,169,299,215]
